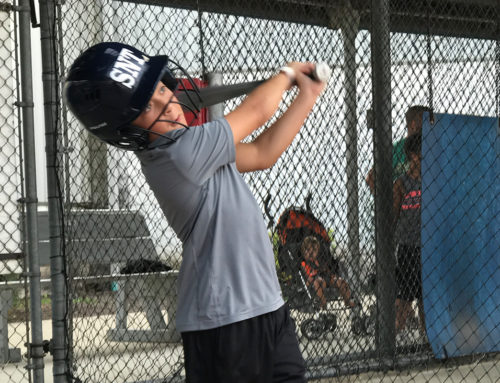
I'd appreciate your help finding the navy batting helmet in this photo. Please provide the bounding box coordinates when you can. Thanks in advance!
[63,42,199,151]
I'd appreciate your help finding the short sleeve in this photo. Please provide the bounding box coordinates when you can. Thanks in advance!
[392,138,407,181]
[176,118,236,184]
[392,138,406,168]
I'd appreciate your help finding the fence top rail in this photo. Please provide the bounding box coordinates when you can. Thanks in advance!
[118,0,499,40]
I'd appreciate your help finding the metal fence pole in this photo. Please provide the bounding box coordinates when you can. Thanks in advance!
[38,1,68,382]
[371,0,395,359]
[207,72,224,121]
[340,5,361,298]
[18,1,45,381]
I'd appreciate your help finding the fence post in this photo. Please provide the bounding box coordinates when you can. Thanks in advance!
[38,1,69,382]
[18,0,45,381]
[340,4,362,302]
[207,72,224,121]
[371,0,396,360]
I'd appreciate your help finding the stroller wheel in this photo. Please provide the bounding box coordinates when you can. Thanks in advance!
[365,305,377,334]
[301,318,326,340]
[320,313,337,332]
[351,315,368,335]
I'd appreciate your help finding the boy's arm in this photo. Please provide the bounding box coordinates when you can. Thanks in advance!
[365,168,375,194]
[392,178,404,229]
[225,62,325,173]
[366,140,403,195]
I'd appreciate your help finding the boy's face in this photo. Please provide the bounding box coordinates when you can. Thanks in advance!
[132,81,187,139]
[303,244,319,262]
[408,114,423,136]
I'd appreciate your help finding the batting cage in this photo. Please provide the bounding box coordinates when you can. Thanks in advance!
[1,0,499,382]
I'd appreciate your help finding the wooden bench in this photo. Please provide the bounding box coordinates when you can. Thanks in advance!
[66,209,181,343]
[1,208,181,365]
[107,270,180,343]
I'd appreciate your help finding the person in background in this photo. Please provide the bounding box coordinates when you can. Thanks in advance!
[365,105,430,193]
[392,133,426,333]
[300,236,356,310]
[365,105,430,332]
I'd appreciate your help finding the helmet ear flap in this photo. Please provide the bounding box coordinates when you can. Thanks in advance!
[116,125,150,151]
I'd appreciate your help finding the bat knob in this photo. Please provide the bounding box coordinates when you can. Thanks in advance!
[313,62,332,83]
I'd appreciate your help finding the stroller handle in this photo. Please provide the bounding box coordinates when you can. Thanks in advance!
[305,192,312,212]
[264,194,274,229]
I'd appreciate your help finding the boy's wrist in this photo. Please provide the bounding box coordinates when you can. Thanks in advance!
[279,66,296,85]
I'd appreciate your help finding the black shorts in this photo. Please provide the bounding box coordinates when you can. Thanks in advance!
[181,304,306,383]
[396,244,422,301]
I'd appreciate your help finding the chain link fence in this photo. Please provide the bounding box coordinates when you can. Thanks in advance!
[0,2,31,383]
[1,0,499,382]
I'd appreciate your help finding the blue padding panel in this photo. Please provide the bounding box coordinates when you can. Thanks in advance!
[421,112,500,359]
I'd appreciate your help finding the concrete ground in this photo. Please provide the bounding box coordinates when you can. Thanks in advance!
[2,310,499,383]
[313,357,500,383]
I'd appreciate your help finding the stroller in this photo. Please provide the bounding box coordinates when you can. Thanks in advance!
[266,194,369,340]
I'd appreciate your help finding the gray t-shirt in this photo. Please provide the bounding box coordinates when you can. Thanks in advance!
[135,118,284,332]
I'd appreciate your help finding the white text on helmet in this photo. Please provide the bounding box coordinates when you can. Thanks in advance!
[109,48,146,89]
[88,122,107,131]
